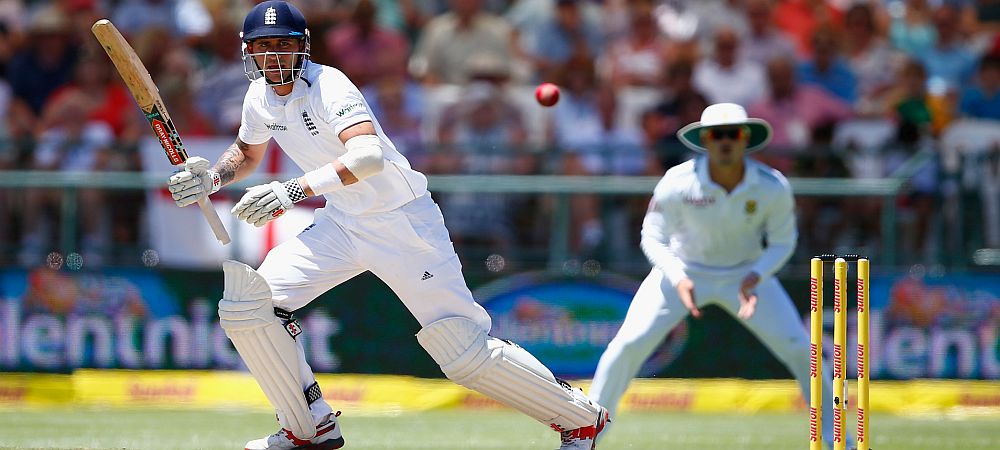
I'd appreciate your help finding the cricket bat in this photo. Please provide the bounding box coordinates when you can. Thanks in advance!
[92,19,231,245]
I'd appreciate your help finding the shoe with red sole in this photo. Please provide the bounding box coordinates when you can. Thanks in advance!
[557,407,610,450]
[244,411,344,450]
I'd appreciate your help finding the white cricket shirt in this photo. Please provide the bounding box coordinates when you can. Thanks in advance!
[238,61,428,216]
[642,156,797,285]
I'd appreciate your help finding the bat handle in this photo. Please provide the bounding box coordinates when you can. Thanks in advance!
[197,197,232,245]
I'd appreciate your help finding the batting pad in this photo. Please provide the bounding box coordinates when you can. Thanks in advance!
[416,317,601,430]
[219,260,315,440]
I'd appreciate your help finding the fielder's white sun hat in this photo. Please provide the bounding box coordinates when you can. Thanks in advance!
[676,103,773,153]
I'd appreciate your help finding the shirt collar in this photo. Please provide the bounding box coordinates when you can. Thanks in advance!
[264,61,313,106]
[695,156,759,193]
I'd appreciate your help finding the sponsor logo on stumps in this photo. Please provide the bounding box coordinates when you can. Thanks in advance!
[810,343,818,378]
[809,407,819,442]
[810,277,819,312]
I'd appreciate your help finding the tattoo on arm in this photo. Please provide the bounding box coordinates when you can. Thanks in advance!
[214,141,248,186]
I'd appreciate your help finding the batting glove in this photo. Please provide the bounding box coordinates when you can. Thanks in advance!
[232,179,307,227]
[168,156,221,207]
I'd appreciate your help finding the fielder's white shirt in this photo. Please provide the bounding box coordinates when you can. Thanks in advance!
[642,156,797,285]
[238,61,428,216]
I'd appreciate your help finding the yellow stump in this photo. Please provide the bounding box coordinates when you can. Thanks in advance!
[833,258,847,450]
[857,258,870,450]
[809,258,824,450]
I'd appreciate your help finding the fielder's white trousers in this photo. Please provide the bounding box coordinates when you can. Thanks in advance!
[256,193,492,423]
[590,267,847,445]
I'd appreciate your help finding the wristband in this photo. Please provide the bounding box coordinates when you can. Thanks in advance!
[302,163,343,195]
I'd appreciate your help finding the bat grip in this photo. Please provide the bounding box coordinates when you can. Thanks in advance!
[197,197,232,244]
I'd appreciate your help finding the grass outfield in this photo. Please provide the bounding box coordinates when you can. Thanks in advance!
[0,408,997,449]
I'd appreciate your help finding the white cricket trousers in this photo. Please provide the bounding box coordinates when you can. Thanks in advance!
[590,267,846,444]
[256,193,492,423]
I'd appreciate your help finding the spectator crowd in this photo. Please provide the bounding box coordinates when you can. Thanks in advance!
[0,0,998,270]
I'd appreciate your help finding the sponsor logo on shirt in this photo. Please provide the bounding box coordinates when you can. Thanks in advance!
[682,195,715,207]
[266,123,288,131]
[335,102,364,117]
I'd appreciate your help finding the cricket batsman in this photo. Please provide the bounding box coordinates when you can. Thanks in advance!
[588,103,850,448]
[165,1,608,449]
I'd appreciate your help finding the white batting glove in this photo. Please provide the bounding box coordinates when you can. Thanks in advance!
[231,180,307,227]
[167,156,221,207]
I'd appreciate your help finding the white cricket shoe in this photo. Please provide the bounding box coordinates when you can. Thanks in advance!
[244,411,344,450]
[557,407,610,450]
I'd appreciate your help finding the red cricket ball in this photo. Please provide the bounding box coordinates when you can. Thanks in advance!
[535,82,560,107]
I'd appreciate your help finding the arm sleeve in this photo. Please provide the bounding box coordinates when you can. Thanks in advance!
[750,181,798,279]
[320,75,374,136]
[237,95,272,145]
[639,185,688,286]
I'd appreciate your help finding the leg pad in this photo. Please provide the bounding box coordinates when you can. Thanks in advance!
[220,260,316,439]
[417,316,600,430]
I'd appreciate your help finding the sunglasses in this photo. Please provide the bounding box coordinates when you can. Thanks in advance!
[706,127,746,141]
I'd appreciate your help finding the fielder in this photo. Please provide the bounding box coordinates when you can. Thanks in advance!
[589,103,850,448]
[165,2,608,449]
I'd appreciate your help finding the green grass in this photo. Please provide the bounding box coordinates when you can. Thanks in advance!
[0,408,997,449]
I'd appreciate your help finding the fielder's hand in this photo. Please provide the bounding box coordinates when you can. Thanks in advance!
[675,278,701,319]
[168,156,221,207]
[737,272,760,319]
[232,180,301,227]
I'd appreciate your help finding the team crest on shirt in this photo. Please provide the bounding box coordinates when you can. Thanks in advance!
[302,111,319,136]
[745,200,757,215]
